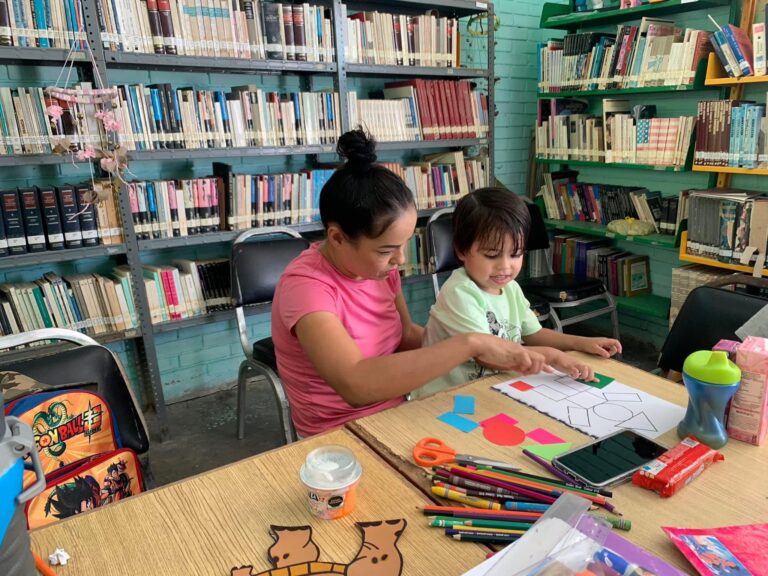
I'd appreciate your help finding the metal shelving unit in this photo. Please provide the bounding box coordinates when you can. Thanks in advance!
[0,0,495,435]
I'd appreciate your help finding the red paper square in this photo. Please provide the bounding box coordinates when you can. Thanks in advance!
[510,380,534,392]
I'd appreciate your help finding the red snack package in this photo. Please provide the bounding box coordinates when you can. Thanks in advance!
[631,436,724,497]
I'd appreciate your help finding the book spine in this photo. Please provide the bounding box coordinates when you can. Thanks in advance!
[37,186,64,250]
[75,186,99,246]
[156,0,176,54]
[19,187,45,252]
[722,24,753,76]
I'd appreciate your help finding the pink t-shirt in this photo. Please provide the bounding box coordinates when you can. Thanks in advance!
[272,243,406,436]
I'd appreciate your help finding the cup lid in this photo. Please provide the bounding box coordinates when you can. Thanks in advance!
[683,350,741,385]
[299,445,362,490]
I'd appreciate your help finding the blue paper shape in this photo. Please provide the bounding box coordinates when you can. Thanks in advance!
[437,412,480,433]
[453,395,476,415]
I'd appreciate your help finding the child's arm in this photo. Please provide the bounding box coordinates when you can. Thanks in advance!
[294,311,548,407]
[395,290,424,351]
[523,328,622,358]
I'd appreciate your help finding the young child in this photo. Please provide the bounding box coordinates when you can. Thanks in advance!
[414,187,622,399]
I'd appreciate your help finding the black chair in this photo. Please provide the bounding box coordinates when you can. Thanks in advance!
[518,202,620,339]
[0,328,152,479]
[425,207,552,325]
[231,227,309,443]
[658,275,768,376]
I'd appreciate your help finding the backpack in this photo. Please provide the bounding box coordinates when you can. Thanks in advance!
[25,448,144,529]
[5,389,122,487]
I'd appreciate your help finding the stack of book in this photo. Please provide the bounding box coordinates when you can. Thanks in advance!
[551,233,651,297]
[0,183,122,257]
[97,0,335,61]
[349,79,489,143]
[535,98,694,168]
[670,264,735,328]
[0,0,87,48]
[537,18,711,93]
[0,266,138,337]
[343,9,460,67]
[682,188,768,266]
[113,85,341,150]
[539,170,678,235]
[142,259,229,324]
[708,13,767,78]
[693,98,768,169]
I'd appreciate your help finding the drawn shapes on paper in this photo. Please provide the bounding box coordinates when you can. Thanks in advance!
[603,391,642,403]
[480,414,526,446]
[535,385,569,402]
[617,411,658,433]
[592,403,634,422]
[570,390,605,409]
[555,375,594,393]
[509,380,534,392]
[437,412,479,433]
[526,427,567,445]
[567,406,591,428]
[521,443,572,461]
[453,395,476,415]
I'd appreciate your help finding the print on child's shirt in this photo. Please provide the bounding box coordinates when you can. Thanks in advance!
[469,311,522,380]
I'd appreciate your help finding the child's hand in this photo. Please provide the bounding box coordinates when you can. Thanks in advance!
[549,351,596,381]
[475,338,551,375]
[578,337,622,358]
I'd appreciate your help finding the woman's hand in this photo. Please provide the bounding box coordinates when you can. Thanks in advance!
[473,336,551,375]
[548,350,596,381]
[577,337,622,358]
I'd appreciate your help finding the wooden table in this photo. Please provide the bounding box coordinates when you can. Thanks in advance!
[346,353,768,572]
[30,429,489,575]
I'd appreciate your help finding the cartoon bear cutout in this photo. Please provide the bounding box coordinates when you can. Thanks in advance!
[267,525,320,568]
[230,519,407,576]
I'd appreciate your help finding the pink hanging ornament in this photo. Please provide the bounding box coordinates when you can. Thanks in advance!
[77,144,97,161]
[46,104,64,120]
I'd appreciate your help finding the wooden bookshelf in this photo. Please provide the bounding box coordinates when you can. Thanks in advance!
[704,53,768,87]
[678,231,768,277]
[692,165,768,176]
[544,219,677,248]
[536,158,690,171]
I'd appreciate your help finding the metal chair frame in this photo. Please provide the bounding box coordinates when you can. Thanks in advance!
[232,227,303,444]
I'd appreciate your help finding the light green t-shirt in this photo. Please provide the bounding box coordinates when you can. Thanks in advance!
[413,268,542,399]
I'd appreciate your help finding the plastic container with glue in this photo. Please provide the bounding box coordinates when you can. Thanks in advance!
[299,445,362,520]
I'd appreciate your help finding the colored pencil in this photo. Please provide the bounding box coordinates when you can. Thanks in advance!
[450,533,522,543]
[429,516,534,530]
[503,501,551,512]
[590,513,631,531]
[445,466,558,504]
[431,470,538,501]
[423,505,544,519]
[447,525,527,535]
[433,481,508,503]
[519,450,613,497]
[431,486,502,509]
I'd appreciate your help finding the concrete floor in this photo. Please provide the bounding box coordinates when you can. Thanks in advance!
[144,341,661,487]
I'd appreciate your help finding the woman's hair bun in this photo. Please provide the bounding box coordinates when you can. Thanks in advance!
[337,128,377,171]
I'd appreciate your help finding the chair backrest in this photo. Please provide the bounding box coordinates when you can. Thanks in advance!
[526,201,551,252]
[426,207,460,274]
[658,285,768,374]
[0,329,150,454]
[231,227,310,308]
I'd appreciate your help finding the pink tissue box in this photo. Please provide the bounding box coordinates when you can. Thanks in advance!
[713,339,740,361]
[729,336,768,446]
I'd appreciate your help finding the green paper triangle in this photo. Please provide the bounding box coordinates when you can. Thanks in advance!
[521,442,572,461]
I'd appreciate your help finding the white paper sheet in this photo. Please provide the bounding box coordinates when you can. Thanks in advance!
[493,373,686,439]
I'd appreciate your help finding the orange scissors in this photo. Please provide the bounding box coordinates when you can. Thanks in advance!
[413,437,519,471]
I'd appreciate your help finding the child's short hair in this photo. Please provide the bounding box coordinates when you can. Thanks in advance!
[452,187,531,255]
[320,128,415,239]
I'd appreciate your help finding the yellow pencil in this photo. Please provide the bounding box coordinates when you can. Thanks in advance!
[430,486,501,510]
[448,525,527,535]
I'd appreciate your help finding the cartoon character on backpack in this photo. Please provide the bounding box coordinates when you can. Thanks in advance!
[44,475,102,520]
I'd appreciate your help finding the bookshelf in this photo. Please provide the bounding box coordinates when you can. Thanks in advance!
[703,53,768,86]
[540,0,730,30]
[544,219,677,248]
[0,0,495,432]
[678,232,768,277]
[535,158,691,171]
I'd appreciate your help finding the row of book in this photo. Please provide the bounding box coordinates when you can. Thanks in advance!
[350,79,489,143]
[113,85,341,150]
[535,98,694,167]
[342,9,460,68]
[0,267,138,337]
[0,0,87,48]
[399,227,427,278]
[551,233,651,297]
[681,188,768,267]
[709,13,766,78]
[0,183,122,257]
[539,170,679,235]
[537,18,711,93]
[693,98,768,169]
[97,0,335,62]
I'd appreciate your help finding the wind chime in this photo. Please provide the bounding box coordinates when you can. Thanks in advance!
[44,27,130,209]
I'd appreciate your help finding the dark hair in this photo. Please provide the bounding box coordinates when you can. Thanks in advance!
[319,128,416,239]
[452,187,531,256]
